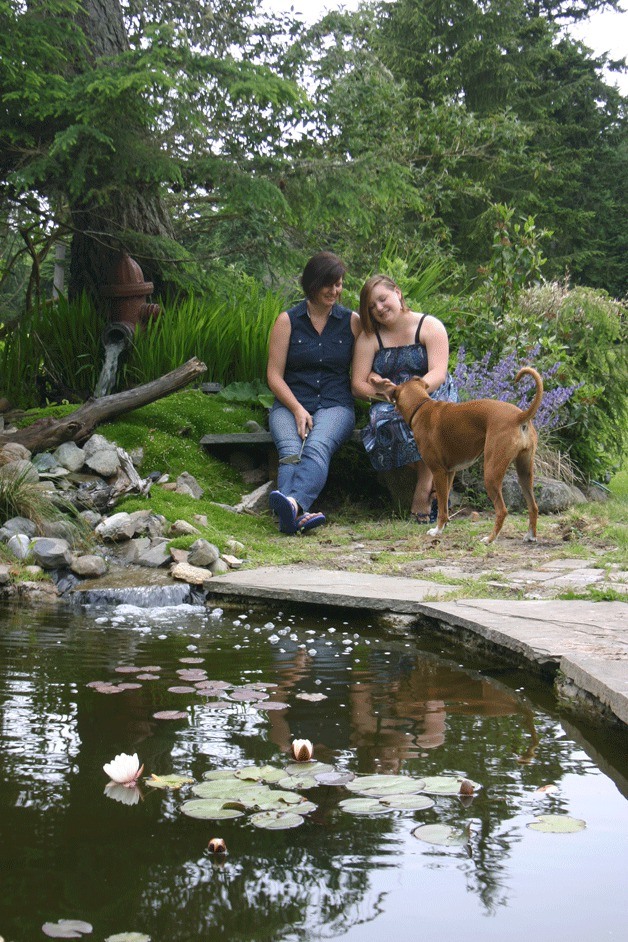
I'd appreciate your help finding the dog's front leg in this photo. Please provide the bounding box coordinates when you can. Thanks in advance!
[427,469,451,537]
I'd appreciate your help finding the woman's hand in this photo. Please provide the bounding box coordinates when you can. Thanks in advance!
[369,373,397,401]
[293,406,313,439]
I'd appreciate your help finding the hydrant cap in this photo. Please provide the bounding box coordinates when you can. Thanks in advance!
[101,254,154,298]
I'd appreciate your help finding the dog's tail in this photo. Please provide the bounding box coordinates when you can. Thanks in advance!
[515,367,543,423]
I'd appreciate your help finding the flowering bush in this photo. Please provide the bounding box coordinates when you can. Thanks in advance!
[452,346,580,433]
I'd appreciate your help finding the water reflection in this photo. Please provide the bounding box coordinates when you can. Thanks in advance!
[0,601,627,942]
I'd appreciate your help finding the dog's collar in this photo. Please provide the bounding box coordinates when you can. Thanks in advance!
[407,397,430,426]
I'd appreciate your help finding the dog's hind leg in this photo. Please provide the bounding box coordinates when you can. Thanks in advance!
[482,457,511,544]
[514,448,538,542]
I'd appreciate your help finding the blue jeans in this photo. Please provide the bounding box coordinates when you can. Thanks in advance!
[269,403,355,512]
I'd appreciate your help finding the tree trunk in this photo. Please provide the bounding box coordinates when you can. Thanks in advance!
[0,357,206,454]
[68,0,177,302]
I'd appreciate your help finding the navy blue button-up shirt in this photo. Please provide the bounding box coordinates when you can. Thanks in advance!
[282,300,355,412]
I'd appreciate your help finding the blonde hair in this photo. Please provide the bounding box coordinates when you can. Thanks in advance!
[359,275,409,334]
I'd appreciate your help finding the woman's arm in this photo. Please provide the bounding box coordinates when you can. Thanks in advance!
[266,312,312,437]
[351,331,391,400]
[420,315,450,393]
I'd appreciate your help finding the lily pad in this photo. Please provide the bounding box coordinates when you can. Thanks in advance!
[346,774,425,798]
[153,710,187,720]
[278,774,320,791]
[192,779,257,799]
[136,674,160,681]
[338,798,390,815]
[251,700,289,710]
[528,814,586,833]
[382,794,435,812]
[203,769,242,781]
[249,810,304,830]
[115,666,141,674]
[145,774,195,790]
[235,765,286,784]
[180,799,246,820]
[167,686,196,694]
[230,688,269,702]
[105,934,151,942]
[412,824,469,846]
[203,701,235,710]
[284,761,333,777]
[420,775,481,795]
[293,800,318,815]
[295,692,328,701]
[179,657,205,664]
[315,771,355,786]
[116,683,142,691]
[42,921,93,938]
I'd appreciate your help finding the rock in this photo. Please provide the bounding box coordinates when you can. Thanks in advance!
[24,565,43,576]
[113,537,152,563]
[169,519,201,537]
[71,554,108,577]
[584,483,609,502]
[128,510,167,538]
[221,554,243,569]
[74,480,113,512]
[161,482,178,491]
[188,539,220,567]
[536,477,587,514]
[0,564,11,584]
[31,452,61,473]
[193,514,209,528]
[39,519,82,542]
[80,510,103,529]
[171,561,213,585]
[84,447,121,477]
[31,537,73,569]
[233,481,274,514]
[136,541,171,568]
[95,512,136,542]
[241,468,268,485]
[0,442,31,465]
[209,557,230,575]
[244,420,264,433]
[83,433,115,457]
[176,472,204,499]
[170,547,189,563]
[0,517,37,541]
[225,538,245,555]
[6,534,31,560]
[0,459,39,484]
[129,447,144,467]
[229,450,258,472]
[54,441,86,472]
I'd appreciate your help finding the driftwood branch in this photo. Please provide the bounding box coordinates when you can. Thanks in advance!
[0,357,207,454]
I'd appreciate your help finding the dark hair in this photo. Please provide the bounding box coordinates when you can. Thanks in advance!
[300,252,347,300]
[359,274,409,334]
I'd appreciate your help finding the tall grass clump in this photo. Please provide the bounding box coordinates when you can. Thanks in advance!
[0,293,103,408]
[123,274,284,387]
[0,464,91,546]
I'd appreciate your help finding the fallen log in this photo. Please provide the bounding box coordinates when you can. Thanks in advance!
[0,357,207,454]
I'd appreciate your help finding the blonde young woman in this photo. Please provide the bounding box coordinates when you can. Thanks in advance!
[351,274,457,522]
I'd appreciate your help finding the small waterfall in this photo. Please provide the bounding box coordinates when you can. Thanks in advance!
[72,582,205,608]
[94,339,126,398]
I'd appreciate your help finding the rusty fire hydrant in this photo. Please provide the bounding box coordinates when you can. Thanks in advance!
[100,253,161,347]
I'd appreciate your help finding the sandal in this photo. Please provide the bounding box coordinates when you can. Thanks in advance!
[269,490,298,535]
[296,511,326,533]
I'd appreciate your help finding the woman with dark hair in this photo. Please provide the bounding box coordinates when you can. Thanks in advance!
[351,274,457,523]
[267,252,361,534]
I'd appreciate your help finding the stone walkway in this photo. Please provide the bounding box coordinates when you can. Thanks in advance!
[206,565,628,727]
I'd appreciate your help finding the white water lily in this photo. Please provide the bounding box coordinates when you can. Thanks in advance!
[291,738,313,762]
[103,752,144,787]
[104,782,142,806]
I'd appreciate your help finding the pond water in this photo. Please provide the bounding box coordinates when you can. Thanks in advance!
[1,598,627,942]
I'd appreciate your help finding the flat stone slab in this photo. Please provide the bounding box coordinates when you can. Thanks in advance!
[207,566,457,609]
[207,567,628,726]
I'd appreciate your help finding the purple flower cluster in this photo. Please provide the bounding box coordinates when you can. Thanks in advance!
[452,347,580,431]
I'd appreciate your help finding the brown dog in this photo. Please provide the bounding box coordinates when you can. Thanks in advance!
[392,367,543,543]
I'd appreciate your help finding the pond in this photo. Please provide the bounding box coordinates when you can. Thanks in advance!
[1,597,627,942]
